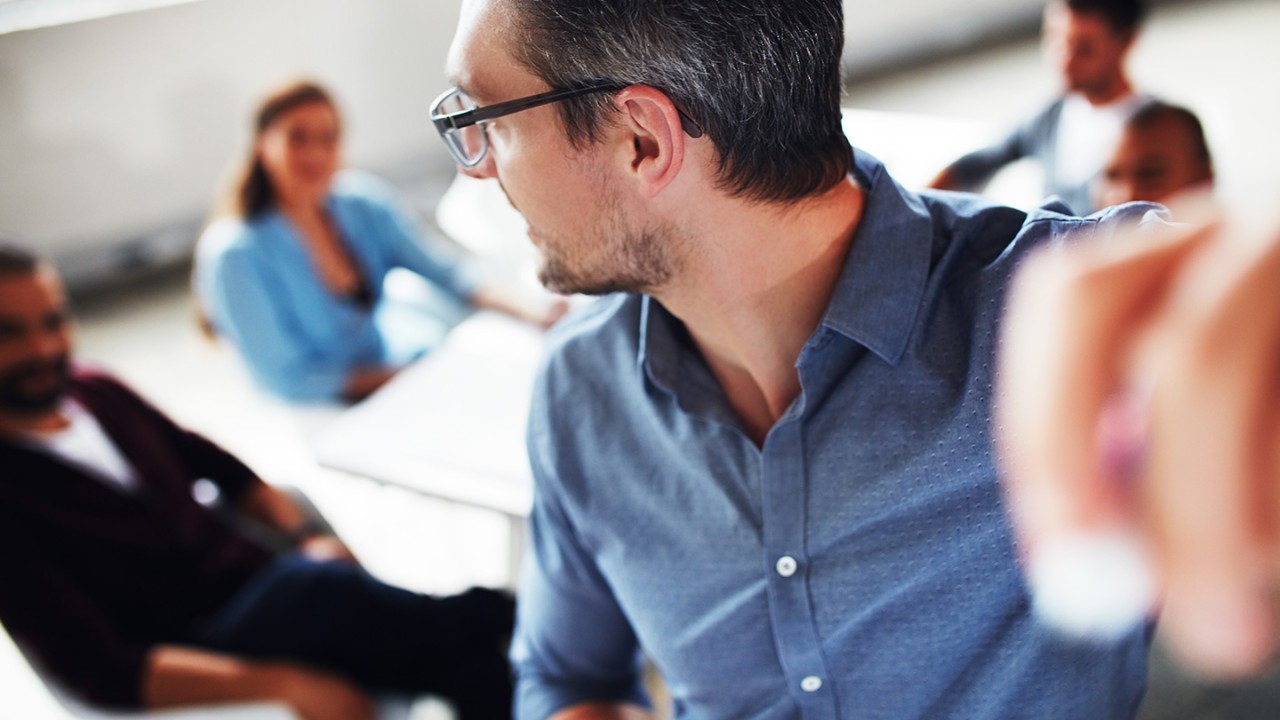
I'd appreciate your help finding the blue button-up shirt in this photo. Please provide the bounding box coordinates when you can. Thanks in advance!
[514,150,1153,719]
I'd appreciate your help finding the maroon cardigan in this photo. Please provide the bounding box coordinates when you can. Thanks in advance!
[0,369,274,708]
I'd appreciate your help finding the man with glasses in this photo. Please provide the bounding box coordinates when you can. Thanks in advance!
[431,1,1280,719]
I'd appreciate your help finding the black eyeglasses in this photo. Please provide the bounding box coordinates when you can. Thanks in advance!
[430,81,703,168]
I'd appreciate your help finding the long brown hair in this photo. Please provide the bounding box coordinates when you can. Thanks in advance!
[215,80,341,220]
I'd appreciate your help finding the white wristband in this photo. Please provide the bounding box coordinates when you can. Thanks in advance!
[1028,530,1157,639]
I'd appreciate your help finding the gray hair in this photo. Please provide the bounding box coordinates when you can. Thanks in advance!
[506,0,854,204]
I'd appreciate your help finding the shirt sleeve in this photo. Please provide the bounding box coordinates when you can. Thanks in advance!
[0,544,151,708]
[200,239,350,402]
[362,179,481,302]
[86,371,266,504]
[943,100,1058,191]
[510,380,649,720]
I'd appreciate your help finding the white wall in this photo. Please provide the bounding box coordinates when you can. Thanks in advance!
[0,0,461,282]
[0,0,1179,286]
[843,0,1045,74]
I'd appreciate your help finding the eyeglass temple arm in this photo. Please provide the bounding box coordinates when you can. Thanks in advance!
[433,84,703,138]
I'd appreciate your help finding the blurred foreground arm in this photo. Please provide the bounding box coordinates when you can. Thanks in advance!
[997,198,1280,678]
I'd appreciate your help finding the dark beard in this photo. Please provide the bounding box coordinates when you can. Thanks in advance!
[499,169,681,296]
[0,356,71,414]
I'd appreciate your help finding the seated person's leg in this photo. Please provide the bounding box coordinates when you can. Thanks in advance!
[194,555,514,718]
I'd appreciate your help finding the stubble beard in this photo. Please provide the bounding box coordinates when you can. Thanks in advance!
[532,183,684,297]
[536,223,680,296]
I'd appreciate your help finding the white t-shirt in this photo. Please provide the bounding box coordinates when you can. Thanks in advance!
[24,400,140,494]
[1055,91,1150,188]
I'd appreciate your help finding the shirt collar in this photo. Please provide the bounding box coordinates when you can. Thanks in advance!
[639,297,723,415]
[819,149,934,365]
[640,148,935,392]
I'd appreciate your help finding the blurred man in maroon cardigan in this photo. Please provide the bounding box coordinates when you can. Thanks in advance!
[0,241,514,720]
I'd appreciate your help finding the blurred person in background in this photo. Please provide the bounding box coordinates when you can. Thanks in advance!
[1095,101,1214,209]
[0,242,515,719]
[195,80,566,403]
[930,0,1150,214]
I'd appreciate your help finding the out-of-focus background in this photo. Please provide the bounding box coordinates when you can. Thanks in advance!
[2,0,1279,717]
[4,0,1277,286]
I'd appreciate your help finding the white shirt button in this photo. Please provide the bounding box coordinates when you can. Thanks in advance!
[775,555,798,577]
[801,675,823,692]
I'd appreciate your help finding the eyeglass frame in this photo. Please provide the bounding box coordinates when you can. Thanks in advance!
[430,81,704,168]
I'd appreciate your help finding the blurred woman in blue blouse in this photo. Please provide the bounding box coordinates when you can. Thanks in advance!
[195,80,563,402]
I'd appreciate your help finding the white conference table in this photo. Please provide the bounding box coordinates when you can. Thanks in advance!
[311,310,544,584]
[313,310,541,518]
[312,108,1041,584]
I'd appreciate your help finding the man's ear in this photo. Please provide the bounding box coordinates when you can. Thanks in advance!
[612,85,688,198]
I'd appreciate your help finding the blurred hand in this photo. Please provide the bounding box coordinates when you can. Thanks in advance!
[269,663,376,720]
[343,366,399,402]
[526,295,571,329]
[298,534,360,565]
[472,283,571,330]
[997,197,1280,678]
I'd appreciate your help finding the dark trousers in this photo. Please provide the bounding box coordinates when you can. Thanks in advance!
[195,554,514,719]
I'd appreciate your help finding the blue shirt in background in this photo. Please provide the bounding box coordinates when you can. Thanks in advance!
[514,150,1156,719]
[195,171,479,402]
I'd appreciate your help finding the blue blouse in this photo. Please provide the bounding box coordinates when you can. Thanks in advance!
[195,171,479,402]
